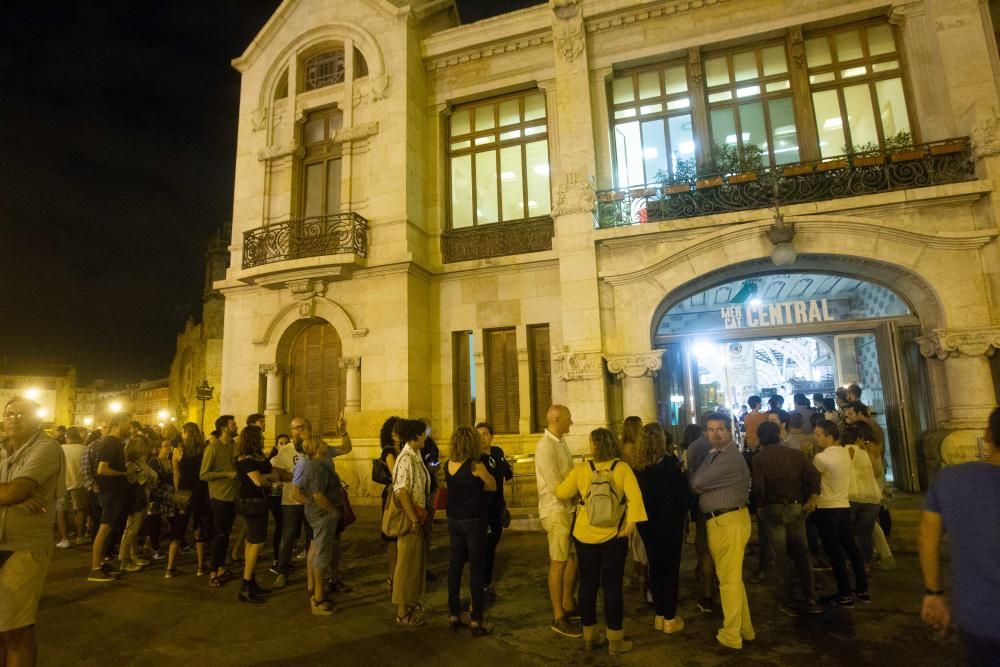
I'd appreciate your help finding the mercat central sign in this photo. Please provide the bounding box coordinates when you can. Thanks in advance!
[720,299,833,330]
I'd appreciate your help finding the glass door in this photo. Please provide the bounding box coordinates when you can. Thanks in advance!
[875,321,927,492]
[655,342,688,445]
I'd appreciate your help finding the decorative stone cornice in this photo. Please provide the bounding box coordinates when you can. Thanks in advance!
[257,143,305,162]
[888,1,924,26]
[971,111,1000,160]
[259,364,286,376]
[552,349,603,382]
[585,0,734,35]
[332,122,379,144]
[552,174,596,217]
[604,352,663,379]
[917,327,1000,359]
[337,357,361,370]
[288,279,326,317]
[425,32,552,72]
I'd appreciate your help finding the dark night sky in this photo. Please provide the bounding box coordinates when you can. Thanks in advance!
[0,0,542,383]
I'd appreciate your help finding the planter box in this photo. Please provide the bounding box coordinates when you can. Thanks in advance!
[727,171,757,184]
[782,164,814,176]
[816,158,848,172]
[889,149,926,162]
[929,141,967,155]
[664,183,691,194]
[852,154,886,167]
[629,187,658,198]
[695,176,724,189]
[598,191,626,202]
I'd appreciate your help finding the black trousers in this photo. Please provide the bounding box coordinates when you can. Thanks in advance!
[210,499,236,571]
[447,516,488,622]
[816,507,867,596]
[638,524,684,619]
[575,537,629,631]
[87,491,102,540]
[484,510,503,586]
[267,495,283,557]
[277,505,313,573]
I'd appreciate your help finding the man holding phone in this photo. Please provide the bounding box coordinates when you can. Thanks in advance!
[0,397,65,667]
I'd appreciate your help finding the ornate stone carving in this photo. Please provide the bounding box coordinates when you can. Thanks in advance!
[332,122,379,144]
[257,143,305,162]
[552,175,596,217]
[371,74,390,101]
[604,352,664,379]
[287,279,326,317]
[687,49,703,86]
[788,27,805,68]
[441,217,554,263]
[552,349,603,382]
[258,363,285,376]
[272,108,285,130]
[337,357,361,370]
[251,108,268,132]
[888,1,925,25]
[971,111,1000,160]
[917,328,1000,359]
[551,0,580,20]
[517,348,530,363]
[473,352,485,366]
[553,20,584,63]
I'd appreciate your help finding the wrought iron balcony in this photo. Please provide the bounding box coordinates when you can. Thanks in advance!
[242,212,368,269]
[595,138,975,229]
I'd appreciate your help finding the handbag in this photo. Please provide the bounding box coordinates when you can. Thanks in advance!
[372,457,392,485]
[501,506,511,529]
[380,463,413,538]
[337,482,357,534]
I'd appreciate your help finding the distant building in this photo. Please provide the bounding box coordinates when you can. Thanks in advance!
[0,365,76,427]
[128,378,172,426]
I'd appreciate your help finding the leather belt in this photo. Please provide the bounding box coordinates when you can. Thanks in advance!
[705,506,746,520]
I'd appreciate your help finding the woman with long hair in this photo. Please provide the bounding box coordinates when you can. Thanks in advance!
[556,428,647,654]
[445,426,496,635]
[390,419,432,627]
[165,423,211,578]
[233,425,273,603]
[379,416,401,595]
[620,416,648,601]
[634,423,691,634]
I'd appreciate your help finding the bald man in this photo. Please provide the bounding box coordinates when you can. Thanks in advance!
[535,404,581,637]
[0,397,65,667]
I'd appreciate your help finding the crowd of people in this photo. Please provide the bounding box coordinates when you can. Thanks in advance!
[1,388,998,665]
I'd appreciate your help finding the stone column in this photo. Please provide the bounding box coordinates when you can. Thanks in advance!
[338,357,362,414]
[260,364,286,438]
[917,327,1000,463]
[604,352,664,424]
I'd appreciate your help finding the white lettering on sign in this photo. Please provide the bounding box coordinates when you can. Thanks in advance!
[722,299,834,329]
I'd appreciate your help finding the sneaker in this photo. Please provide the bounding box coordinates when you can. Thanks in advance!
[802,600,824,615]
[120,560,143,573]
[855,592,871,604]
[75,536,90,546]
[151,551,165,561]
[56,539,72,549]
[550,617,582,638]
[273,574,287,589]
[101,563,122,576]
[269,564,282,576]
[88,567,115,582]
[132,557,151,567]
[779,603,800,617]
[820,593,855,608]
[662,616,685,634]
[697,598,714,614]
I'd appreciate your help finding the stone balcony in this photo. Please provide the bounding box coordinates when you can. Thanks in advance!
[239,212,368,285]
[594,138,975,229]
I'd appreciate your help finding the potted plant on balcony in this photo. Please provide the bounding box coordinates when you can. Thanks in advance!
[847,141,885,167]
[706,143,766,187]
[885,131,925,162]
[657,155,696,195]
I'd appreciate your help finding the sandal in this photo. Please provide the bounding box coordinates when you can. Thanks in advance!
[311,597,336,616]
[217,569,235,583]
[209,574,221,588]
[395,610,425,628]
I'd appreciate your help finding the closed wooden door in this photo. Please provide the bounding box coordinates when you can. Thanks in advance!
[288,322,346,436]
[486,328,519,434]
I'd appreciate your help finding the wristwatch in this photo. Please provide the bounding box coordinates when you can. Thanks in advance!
[924,588,945,596]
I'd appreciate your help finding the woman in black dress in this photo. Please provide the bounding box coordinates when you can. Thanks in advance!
[234,426,273,603]
[634,422,692,635]
[166,423,212,578]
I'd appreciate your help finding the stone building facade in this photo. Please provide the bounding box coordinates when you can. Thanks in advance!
[217,0,1000,502]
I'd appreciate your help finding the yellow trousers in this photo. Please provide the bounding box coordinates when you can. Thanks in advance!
[707,507,754,648]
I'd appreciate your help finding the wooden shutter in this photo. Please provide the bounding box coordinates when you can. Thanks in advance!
[486,328,519,434]
[529,324,552,433]
[453,331,473,427]
[288,322,344,435]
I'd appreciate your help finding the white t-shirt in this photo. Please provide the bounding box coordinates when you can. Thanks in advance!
[62,443,86,491]
[813,445,851,509]
[271,444,302,506]
[846,444,882,504]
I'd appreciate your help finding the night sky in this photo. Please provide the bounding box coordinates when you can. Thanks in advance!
[0,0,541,383]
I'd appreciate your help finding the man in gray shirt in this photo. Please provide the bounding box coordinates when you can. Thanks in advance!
[690,413,754,650]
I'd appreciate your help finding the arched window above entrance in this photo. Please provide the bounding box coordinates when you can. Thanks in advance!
[287,320,346,436]
[655,272,911,339]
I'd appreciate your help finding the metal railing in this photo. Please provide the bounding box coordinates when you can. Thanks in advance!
[594,138,975,229]
[242,212,369,269]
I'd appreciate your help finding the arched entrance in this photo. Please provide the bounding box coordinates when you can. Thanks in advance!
[651,262,932,491]
[286,318,346,436]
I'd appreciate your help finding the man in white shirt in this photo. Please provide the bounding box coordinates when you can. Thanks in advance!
[534,404,580,638]
[812,420,869,608]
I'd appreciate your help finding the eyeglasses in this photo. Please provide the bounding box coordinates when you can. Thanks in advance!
[291,425,304,431]
[2,412,25,421]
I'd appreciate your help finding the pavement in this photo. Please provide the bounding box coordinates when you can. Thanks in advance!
[38,506,964,666]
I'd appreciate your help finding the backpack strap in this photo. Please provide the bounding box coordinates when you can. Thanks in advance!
[588,460,597,472]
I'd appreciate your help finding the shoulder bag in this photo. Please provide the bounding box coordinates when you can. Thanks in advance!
[380,457,413,538]
[372,457,392,485]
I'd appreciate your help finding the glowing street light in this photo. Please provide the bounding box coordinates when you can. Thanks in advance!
[157,409,170,422]
[83,417,94,427]
[24,388,40,401]
[109,401,123,414]
[36,407,47,419]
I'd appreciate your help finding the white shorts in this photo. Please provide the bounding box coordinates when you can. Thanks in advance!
[540,512,575,562]
[0,547,52,632]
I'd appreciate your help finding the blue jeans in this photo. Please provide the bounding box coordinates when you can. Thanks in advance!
[448,517,487,622]
[759,503,813,604]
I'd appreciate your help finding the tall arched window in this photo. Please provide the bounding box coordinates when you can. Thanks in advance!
[288,321,346,436]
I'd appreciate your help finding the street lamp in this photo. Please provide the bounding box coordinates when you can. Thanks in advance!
[24,388,40,401]
[195,379,215,433]
[157,409,169,422]
[109,400,123,414]
[82,416,93,427]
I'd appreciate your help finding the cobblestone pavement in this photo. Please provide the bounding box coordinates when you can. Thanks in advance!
[38,507,963,666]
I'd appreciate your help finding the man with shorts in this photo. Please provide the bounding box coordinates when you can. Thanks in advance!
[88,413,132,582]
[535,404,580,638]
[1,397,65,666]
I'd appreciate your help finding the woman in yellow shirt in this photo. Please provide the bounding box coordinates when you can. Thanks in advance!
[556,428,647,655]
